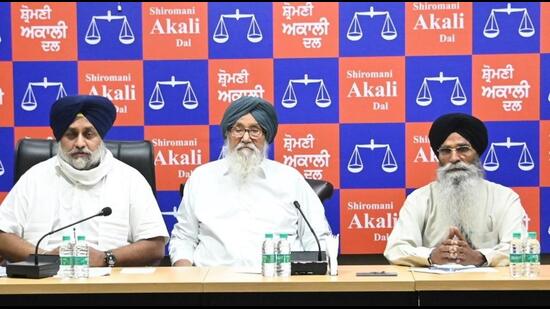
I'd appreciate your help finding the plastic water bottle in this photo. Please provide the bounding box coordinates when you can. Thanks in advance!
[74,235,89,278]
[262,233,276,277]
[276,233,291,277]
[509,231,524,278]
[525,231,540,278]
[59,235,74,279]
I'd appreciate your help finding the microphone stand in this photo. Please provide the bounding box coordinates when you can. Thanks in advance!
[291,201,327,275]
[294,201,323,261]
[7,208,110,279]
[32,212,105,266]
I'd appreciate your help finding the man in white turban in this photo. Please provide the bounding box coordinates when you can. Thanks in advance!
[170,96,331,269]
[384,113,527,267]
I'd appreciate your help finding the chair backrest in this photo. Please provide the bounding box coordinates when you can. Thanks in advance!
[179,178,334,203]
[305,179,334,203]
[14,139,157,192]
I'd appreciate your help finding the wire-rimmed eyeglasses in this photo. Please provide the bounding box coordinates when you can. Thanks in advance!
[230,126,264,139]
[437,145,473,157]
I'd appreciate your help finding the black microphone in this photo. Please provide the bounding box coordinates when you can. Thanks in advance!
[7,207,112,279]
[291,201,327,275]
[293,201,323,261]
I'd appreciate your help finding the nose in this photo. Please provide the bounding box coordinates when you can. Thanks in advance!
[241,130,252,143]
[448,149,461,164]
[74,133,86,149]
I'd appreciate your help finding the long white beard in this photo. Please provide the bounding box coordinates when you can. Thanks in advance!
[58,141,105,170]
[434,160,485,247]
[223,139,268,184]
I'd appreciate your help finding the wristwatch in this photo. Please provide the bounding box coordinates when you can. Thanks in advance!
[104,250,117,267]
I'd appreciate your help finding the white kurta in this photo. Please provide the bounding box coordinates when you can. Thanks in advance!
[169,158,331,269]
[0,151,169,251]
[384,179,526,267]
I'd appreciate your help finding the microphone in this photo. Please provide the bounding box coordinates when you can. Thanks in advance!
[7,207,112,279]
[291,201,327,275]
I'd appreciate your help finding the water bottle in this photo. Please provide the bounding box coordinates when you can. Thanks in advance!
[74,235,89,278]
[509,231,524,278]
[276,233,291,277]
[59,235,74,279]
[525,231,540,278]
[262,233,276,277]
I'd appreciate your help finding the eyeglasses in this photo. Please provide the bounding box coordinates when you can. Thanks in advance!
[437,145,473,157]
[230,126,264,139]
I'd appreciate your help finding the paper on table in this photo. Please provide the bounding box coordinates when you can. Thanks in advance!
[410,264,497,274]
[431,263,476,271]
[0,266,6,277]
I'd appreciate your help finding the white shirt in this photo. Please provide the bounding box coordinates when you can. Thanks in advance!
[0,150,169,251]
[169,158,331,268]
[384,179,526,267]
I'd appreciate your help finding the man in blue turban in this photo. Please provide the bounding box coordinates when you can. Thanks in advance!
[170,96,331,269]
[0,95,168,268]
[218,96,278,182]
[385,113,526,269]
[220,95,278,145]
[49,95,116,170]
[50,95,116,143]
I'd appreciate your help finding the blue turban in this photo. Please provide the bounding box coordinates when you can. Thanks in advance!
[220,96,278,143]
[429,113,488,156]
[49,95,116,141]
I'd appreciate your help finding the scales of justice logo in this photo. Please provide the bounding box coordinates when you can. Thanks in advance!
[212,9,262,44]
[85,9,135,45]
[346,6,397,42]
[21,77,66,112]
[483,137,534,172]
[281,74,331,109]
[483,3,535,39]
[415,72,467,107]
[347,139,398,174]
[148,76,198,111]
[162,206,178,219]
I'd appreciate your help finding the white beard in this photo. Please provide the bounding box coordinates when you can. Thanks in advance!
[433,159,485,247]
[58,141,105,170]
[223,139,268,185]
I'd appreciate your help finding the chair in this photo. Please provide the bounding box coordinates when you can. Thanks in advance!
[14,139,157,192]
[305,179,334,203]
[179,178,334,203]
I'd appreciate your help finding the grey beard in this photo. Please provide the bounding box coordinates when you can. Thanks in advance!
[434,160,485,247]
[223,139,268,184]
[57,141,105,170]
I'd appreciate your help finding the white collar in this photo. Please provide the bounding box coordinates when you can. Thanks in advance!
[56,149,114,186]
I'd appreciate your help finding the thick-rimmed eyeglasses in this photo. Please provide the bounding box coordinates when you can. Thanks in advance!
[437,145,473,157]
[230,126,264,139]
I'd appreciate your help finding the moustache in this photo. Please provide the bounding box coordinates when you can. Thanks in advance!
[236,144,256,151]
[69,149,92,156]
[443,163,470,172]
[447,166,468,172]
